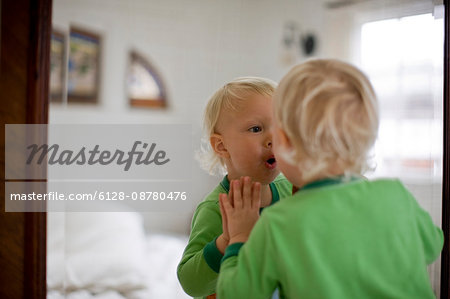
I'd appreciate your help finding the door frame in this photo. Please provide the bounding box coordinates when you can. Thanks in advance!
[0,0,51,298]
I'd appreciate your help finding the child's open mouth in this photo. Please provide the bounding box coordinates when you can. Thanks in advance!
[265,156,277,170]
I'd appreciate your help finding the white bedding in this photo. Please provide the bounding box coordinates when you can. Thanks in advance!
[47,212,191,299]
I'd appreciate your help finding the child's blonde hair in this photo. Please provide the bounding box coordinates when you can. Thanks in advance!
[198,77,277,175]
[274,59,379,182]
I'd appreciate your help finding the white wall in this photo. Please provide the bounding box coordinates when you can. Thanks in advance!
[51,0,443,235]
[51,0,327,234]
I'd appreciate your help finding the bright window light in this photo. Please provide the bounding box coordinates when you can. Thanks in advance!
[361,13,443,182]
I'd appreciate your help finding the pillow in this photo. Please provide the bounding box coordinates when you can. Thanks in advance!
[47,209,148,293]
[47,290,127,299]
[125,234,191,299]
[47,212,66,291]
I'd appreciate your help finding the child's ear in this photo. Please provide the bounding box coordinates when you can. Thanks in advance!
[210,134,230,158]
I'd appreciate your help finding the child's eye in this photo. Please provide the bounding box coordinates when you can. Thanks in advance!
[248,126,262,133]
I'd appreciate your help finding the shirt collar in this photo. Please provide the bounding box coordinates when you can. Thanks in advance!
[299,175,361,192]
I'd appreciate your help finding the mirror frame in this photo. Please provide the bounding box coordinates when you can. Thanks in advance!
[441,1,449,297]
[0,0,448,298]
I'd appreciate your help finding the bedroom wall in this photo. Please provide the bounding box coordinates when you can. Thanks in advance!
[50,0,443,237]
[50,0,327,234]
[49,0,443,295]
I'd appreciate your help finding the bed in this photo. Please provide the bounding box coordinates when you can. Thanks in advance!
[47,211,191,299]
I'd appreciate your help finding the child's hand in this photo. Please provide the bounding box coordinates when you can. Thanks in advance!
[220,176,261,244]
[217,181,235,253]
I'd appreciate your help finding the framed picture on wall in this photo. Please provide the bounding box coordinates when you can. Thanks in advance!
[49,29,66,103]
[67,27,101,103]
[127,51,167,108]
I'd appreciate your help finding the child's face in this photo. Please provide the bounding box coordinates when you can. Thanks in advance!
[215,93,279,184]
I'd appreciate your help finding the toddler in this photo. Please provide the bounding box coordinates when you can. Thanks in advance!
[217,59,444,298]
[177,77,292,298]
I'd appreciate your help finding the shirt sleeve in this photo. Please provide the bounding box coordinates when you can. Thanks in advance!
[275,176,293,198]
[177,201,224,297]
[413,199,444,264]
[217,213,279,299]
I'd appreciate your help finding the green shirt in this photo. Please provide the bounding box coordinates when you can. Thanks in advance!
[218,177,444,299]
[177,175,292,298]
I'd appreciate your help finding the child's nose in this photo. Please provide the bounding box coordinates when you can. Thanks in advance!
[265,136,272,148]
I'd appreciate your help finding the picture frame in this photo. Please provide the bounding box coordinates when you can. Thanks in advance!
[49,29,66,103]
[127,50,167,108]
[67,27,101,103]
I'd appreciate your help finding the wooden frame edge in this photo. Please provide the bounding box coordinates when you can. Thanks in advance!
[441,0,449,298]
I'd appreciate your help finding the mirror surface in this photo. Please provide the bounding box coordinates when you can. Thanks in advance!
[47,0,444,298]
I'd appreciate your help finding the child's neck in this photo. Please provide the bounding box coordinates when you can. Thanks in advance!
[260,184,272,208]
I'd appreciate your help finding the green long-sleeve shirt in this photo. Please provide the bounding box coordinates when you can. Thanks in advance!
[218,177,444,299]
[177,175,292,298]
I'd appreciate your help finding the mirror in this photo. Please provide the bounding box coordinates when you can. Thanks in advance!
[47,0,444,298]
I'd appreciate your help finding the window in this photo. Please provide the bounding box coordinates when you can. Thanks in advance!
[360,12,444,295]
[361,13,443,182]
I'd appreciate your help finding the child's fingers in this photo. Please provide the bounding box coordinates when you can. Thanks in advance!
[233,180,243,209]
[219,193,227,217]
[242,176,252,208]
[239,177,245,206]
[240,176,245,187]
[219,193,233,207]
[220,194,233,240]
[252,182,261,210]
[228,179,234,208]
[219,194,228,231]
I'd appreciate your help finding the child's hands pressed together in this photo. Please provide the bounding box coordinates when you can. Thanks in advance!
[219,176,261,244]
[216,181,234,253]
